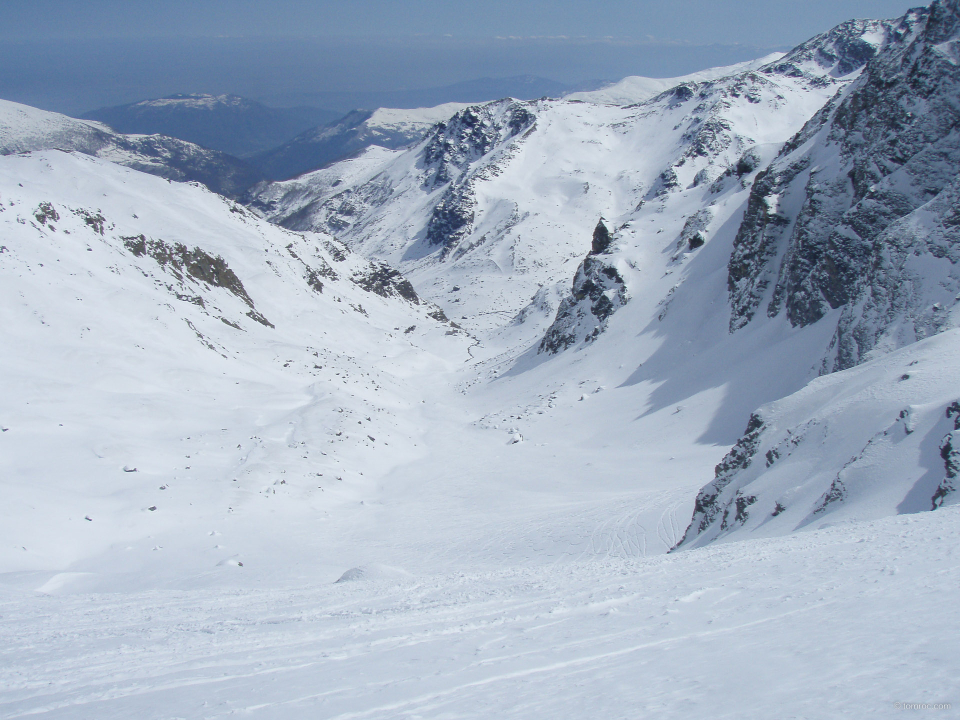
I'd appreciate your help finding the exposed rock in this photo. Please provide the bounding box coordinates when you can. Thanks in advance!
[422,102,536,189]
[122,233,270,326]
[673,414,765,549]
[350,260,420,304]
[590,219,612,255]
[932,401,960,508]
[539,225,627,354]
[727,2,960,371]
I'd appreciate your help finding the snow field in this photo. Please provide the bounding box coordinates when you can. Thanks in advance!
[1,507,956,719]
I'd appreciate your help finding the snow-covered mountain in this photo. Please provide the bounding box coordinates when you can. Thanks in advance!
[252,14,906,347]
[250,103,469,180]
[247,3,959,551]
[82,94,341,158]
[676,0,960,547]
[0,150,465,584]
[563,53,785,106]
[3,4,960,715]
[1,99,263,197]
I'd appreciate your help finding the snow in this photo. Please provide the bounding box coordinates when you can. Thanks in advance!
[366,103,471,133]
[0,99,110,155]
[1,508,956,718]
[135,94,246,110]
[1,10,958,715]
[564,53,785,105]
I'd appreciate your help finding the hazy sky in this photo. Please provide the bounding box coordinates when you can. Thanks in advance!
[0,0,923,115]
[1,1,919,45]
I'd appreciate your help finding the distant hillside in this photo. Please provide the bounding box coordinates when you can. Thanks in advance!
[1,98,264,197]
[82,94,341,158]
[250,103,468,181]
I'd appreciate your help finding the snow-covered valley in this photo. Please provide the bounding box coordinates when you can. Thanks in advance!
[2,1,960,717]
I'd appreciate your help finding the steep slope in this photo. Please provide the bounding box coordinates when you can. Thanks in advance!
[82,94,340,158]
[727,1,958,371]
[672,0,960,549]
[675,329,960,549]
[0,99,263,197]
[250,103,468,180]
[0,150,466,584]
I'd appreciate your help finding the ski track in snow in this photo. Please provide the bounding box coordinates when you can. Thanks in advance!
[0,509,956,719]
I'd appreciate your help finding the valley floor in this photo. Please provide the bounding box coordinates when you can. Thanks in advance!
[1,507,956,719]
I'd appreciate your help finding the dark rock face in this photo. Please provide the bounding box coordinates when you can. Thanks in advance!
[728,2,960,370]
[590,219,612,255]
[418,101,535,255]
[426,181,476,252]
[932,401,960,508]
[761,17,913,79]
[539,221,627,354]
[122,233,273,327]
[673,414,765,549]
[422,103,535,190]
[350,261,421,304]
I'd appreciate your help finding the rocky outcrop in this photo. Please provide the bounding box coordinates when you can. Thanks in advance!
[122,234,274,327]
[673,414,765,549]
[421,102,536,189]
[538,220,627,354]
[350,260,421,304]
[932,402,960,508]
[728,1,960,370]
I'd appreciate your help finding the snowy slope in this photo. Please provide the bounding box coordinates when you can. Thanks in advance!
[0,99,263,197]
[564,52,784,105]
[0,150,468,586]
[1,5,959,715]
[244,5,960,558]
[676,329,960,549]
[251,102,468,180]
[1,508,957,719]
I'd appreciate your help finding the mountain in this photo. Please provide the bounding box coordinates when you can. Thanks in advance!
[249,103,468,181]
[248,5,958,549]
[3,5,960,715]
[677,0,960,547]
[251,16,901,343]
[0,98,263,197]
[0,149,464,587]
[81,94,341,158]
[563,53,785,105]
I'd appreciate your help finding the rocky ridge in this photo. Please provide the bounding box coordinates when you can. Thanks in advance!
[727,1,960,372]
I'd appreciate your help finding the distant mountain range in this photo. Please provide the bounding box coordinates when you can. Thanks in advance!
[81,94,341,158]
